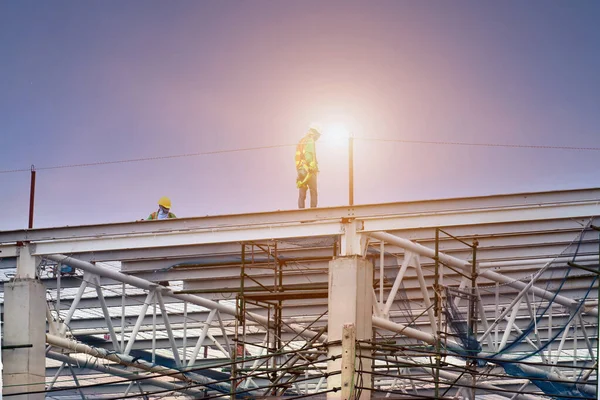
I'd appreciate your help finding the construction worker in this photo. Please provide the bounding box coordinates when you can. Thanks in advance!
[296,125,321,208]
[147,196,177,220]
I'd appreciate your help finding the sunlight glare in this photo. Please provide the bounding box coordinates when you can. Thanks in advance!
[324,123,350,147]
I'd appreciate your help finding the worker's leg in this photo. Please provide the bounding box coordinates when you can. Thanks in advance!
[298,186,307,209]
[309,173,318,208]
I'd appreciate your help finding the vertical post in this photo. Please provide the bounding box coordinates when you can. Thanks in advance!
[183,301,188,365]
[28,165,36,229]
[3,243,46,399]
[340,324,357,400]
[434,228,441,399]
[121,282,126,352]
[469,239,479,400]
[328,223,372,400]
[379,241,384,306]
[348,135,354,206]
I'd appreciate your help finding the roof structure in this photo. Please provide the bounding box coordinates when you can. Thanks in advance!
[1,187,598,399]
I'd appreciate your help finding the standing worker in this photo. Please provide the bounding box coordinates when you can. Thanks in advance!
[147,196,177,220]
[296,124,321,208]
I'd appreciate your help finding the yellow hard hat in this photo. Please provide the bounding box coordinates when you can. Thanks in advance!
[158,196,171,209]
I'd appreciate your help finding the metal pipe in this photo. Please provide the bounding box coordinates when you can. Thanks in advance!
[46,334,232,393]
[348,135,354,206]
[94,276,120,352]
[28,165,36,229]
[59,276,89,335]
[156,291,182,367]
[499,297,522,351]
[188,308,217,367]
[47,350,207,396]
[383,252,412,315]
[124,290,154,356]
[379,241,384,307]
[413,255,437,331]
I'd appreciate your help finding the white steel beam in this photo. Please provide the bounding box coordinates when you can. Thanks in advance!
[27,220,342,255]
[3,187,598,243]
[361,201,600,233]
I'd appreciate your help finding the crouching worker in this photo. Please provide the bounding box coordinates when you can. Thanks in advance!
[147,196,177,220]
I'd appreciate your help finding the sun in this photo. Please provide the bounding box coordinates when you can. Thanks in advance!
[324,123,350,146]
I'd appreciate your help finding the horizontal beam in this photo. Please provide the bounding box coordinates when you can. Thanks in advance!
[361,201,600,233]
[3,187,599,243]
[30,221,342,255]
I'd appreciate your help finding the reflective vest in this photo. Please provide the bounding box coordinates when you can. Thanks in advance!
[295,135,317,172]
[148,211,176,220]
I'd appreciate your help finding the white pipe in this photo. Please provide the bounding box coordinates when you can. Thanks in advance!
[46,334,232,393]
[59,277,88,335]
[372,316,437,345]
[124,290,154,355]
[384,252,412,315]
[369,232,597,316]
[188,308,217,367]
[413,256,437,331]
[480,266,548,343]
[156,291,182,366]
[47,350,206,397]
[93,276,120,352]
[380,241,384,306]
[479,255,600,268]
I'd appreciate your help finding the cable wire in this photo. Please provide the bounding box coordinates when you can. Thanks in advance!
[355,136,600,152]
[2,136,599,174]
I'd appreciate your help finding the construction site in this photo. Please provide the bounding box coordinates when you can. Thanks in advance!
[0,187,598,399]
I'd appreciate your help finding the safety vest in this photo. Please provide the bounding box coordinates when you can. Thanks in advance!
[148,211,176,220]
[295,136,317,171]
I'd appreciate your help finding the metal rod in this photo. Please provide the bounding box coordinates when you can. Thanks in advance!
[383,252,412,315]
[156,291,182,367]
[28,165,36,229]
[183,301,188,364]
[93,276,120,352]
[121,282,126,352]
[434,227,441,400]
[188,308,217,367]
[124,290,155,355]
[413,255,437,330]
[379,241,384,307]
[152,293,157,364]
[348,135,354,206]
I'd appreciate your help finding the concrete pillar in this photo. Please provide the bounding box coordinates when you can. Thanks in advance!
[2,245,46,399]
[327,256,373,400]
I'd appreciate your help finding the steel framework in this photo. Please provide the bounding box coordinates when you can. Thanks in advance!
[1,188,598,399]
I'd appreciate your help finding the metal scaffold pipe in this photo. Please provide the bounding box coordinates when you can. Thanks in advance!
[47,351,207,397]
[46,334,232,393]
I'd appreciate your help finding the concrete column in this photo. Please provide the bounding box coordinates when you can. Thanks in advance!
[2,245,46,399]
[327,256,373,400]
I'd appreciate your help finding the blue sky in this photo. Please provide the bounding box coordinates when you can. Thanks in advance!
[1,1,599,230]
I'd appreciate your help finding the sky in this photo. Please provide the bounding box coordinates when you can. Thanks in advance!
[1,1,599,230]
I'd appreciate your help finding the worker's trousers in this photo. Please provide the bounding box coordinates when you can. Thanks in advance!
[298,173,318,208]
